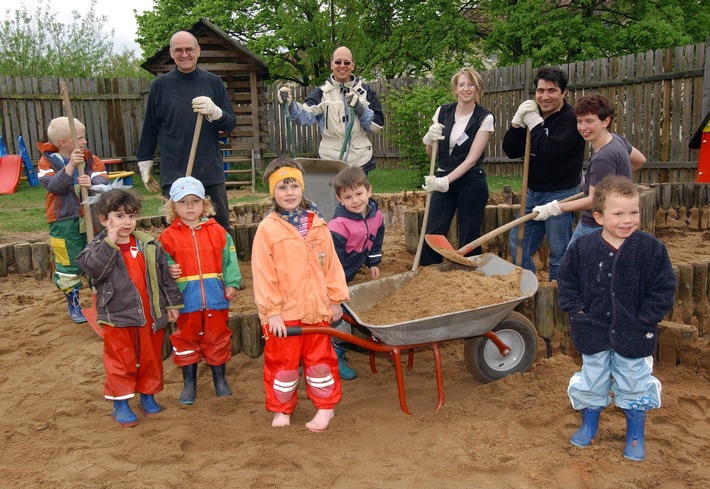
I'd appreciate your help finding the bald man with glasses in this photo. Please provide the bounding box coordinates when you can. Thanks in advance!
[137,31,236,231]
[279,46,385,174]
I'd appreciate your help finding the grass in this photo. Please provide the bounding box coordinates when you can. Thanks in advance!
[0,171,522,235]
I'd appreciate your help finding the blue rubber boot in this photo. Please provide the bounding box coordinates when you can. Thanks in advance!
[65,288,87,323]
[112,400,138,427]
[139,394,161,416]
[211,364,233,397]
[334,344,357,380]
[180,363,197,405]
[570,407,602,447]
[623,409,646,462]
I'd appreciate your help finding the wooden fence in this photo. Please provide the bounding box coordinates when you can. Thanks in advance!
[1,38,708,182]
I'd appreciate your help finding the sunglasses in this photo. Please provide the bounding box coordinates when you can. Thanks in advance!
[333,60,352,66]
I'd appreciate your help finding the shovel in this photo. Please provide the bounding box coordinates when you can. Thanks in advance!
[59,80,103,338]
[425,192,584,266]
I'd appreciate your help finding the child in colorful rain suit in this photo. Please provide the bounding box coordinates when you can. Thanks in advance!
[38,117,108,323]
[557,175,676,461]
[327,166,385,379]
[158,176,242,405]
[251,156,349,432]
[77,188,183,427]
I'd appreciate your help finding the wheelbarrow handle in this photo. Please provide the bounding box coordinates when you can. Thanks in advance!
[284,326,394,354]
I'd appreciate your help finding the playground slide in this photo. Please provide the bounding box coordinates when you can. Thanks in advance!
[0,155,23,194]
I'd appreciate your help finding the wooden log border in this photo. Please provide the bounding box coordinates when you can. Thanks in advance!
[2,186,706,366]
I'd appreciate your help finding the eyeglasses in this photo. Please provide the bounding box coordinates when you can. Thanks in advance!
[171,47,196,55]
[333,60,352,66]
[457,83,476,89]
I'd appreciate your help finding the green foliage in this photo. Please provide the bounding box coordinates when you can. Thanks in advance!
[136,0,486,85]
[483,0,710,66]
[0,0,148,78]
[382,80,453,179]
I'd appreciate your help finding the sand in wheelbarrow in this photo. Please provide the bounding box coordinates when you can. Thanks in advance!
[358,266,523,325]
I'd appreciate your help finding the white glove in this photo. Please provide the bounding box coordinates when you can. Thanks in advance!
[422,175,449,193]
[522,110,544,129]
[279,86,292,106]
[346,92,365,117]
[137,160,160,193]
[532,200,562,220]
[512,100,539,127]
[422,123,445,145]
[192,96,223,121]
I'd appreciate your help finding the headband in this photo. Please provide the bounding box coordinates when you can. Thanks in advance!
[268,167,305,196]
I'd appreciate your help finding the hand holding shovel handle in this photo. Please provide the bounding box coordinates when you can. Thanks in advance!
[59,80,94,241]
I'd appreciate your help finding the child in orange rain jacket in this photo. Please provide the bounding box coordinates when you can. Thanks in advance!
[158,176,242,405]
[251,156,349,432]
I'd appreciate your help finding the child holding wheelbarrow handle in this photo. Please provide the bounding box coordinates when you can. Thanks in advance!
[251,156,349,433]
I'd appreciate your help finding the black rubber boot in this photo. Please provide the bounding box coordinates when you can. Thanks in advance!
[179,363,197,405]
[211,364,233,397]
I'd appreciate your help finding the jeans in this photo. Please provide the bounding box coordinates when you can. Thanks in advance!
[568,221,601,249]
[509,186,578,281]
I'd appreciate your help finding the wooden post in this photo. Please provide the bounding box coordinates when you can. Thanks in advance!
[31,242,50,281]
[404,209,421,253]
[235,225,252,262]
[677,264,694,324]
[228,314,242,355]
[533,283,556,340]
[0,245,8,277]
[692,261,709,336]
[15,243,32,274]
[240,314,264,358]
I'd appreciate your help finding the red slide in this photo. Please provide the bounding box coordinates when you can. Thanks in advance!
[0,155,22,194]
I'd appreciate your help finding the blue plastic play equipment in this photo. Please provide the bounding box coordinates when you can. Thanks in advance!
[17,136,39,186]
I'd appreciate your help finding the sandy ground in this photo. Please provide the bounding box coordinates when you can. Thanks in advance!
[2,220,710,488]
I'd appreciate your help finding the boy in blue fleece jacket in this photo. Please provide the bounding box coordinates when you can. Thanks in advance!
[557,175,676,462]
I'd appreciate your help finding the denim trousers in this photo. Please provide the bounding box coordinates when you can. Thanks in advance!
[508,186,579,281]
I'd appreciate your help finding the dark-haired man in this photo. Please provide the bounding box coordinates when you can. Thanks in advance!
[503,66,585,281]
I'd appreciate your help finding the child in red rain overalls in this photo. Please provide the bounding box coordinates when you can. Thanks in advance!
[251,156,349,432]
[159,176,242,405]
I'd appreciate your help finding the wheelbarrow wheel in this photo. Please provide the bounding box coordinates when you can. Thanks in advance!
[463,311,538,383]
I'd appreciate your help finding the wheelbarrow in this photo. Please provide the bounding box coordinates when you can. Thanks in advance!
[287,253,539,414]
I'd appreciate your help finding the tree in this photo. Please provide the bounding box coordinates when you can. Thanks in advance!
[479,0,710,66]
[135,0,486,85]
[0,0,148,78]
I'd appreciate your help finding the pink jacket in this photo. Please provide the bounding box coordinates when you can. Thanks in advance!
[251,210,349,324]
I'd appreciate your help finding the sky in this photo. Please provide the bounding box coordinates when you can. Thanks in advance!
[11,0,156,56]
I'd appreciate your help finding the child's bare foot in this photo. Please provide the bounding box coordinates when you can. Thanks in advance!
[272,412,291,427]
[306,409,334,432]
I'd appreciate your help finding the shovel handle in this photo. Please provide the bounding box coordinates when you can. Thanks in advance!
[185,113,204,177]
[457,191,584,255]
[412,141,438,271]
[59,80,94,242]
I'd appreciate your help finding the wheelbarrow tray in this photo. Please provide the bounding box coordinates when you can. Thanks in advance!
[343,253,538,346]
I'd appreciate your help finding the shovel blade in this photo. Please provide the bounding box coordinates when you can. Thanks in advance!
[82,294,104,338]
[424,234,479,267]
[425,234,455,252]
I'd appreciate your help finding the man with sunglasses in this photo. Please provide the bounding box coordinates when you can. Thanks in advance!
[280,46,385,174]
[136,30,236,231]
